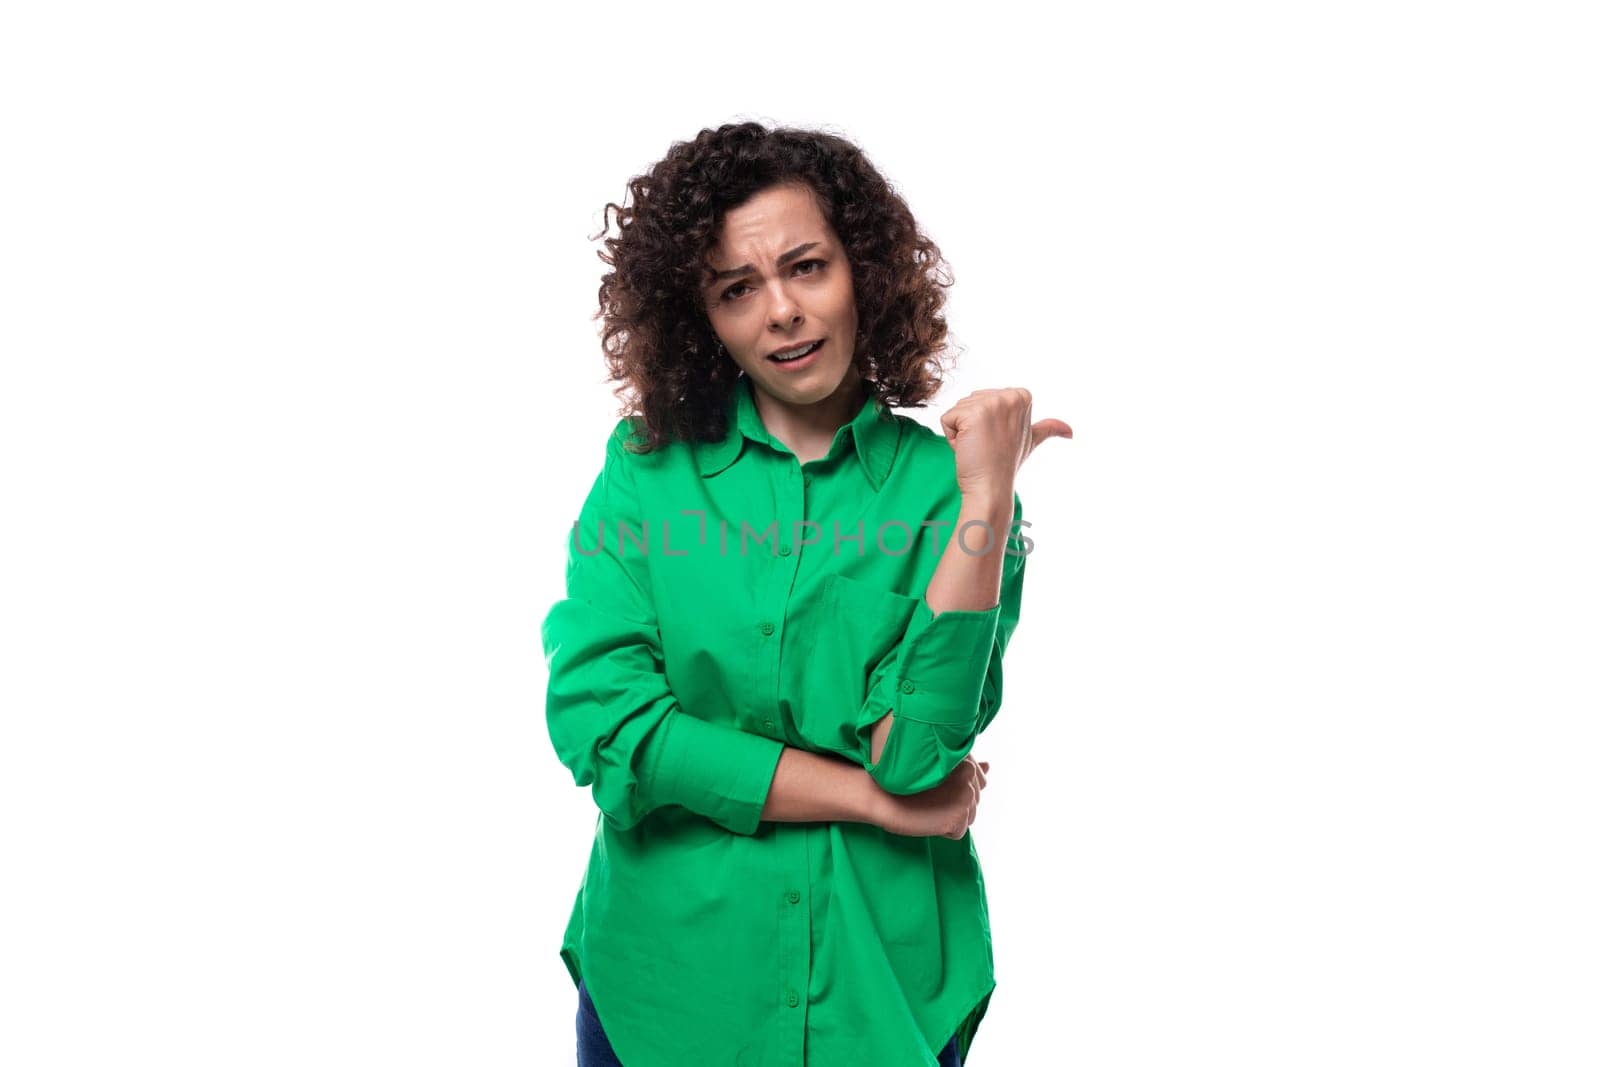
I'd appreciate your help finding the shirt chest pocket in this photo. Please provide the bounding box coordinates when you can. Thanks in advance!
[801,573,921,702]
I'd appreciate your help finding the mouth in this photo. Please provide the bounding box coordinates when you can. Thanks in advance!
[767,338,825,370]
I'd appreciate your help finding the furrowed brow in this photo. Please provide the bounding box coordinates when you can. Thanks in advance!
[705,241,821,284]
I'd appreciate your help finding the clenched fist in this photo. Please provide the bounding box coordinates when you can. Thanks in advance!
[939,387,1072,503]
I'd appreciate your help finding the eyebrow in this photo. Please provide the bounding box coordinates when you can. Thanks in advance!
[705,242,821,285]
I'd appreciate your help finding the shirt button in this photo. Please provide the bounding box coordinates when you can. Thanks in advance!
[779,543,792,556]
[900,680,915,694]
[786,890,801,904]
[803,474,814,488]
[763,719,776,731]
[760,621,775,636]
[786,990,800,1008]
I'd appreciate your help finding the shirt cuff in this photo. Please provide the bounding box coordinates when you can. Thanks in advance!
[891,596,1002,727]
[647,711,786,835]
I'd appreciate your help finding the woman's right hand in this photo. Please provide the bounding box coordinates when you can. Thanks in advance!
[870,755,990,840]
[940,387,1071,505]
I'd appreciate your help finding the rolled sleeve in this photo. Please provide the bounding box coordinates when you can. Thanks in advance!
[890,600,1003,726]
[646,712,786,836]
[859,491,1027,796]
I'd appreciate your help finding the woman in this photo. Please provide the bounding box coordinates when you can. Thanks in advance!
[541,122,1070,1067]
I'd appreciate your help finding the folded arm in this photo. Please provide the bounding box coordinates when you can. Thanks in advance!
[541,421,786,835]
[854,489,1028,795]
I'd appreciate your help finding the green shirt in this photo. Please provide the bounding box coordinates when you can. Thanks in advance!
[540,372,1027,1066]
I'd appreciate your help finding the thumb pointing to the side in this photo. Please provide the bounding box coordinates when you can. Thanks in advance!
[1030,418,1073,451]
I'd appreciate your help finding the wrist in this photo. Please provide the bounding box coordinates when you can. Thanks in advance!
[960,483,1015,518]
[958,493,1015,554]
[851,769,891,827]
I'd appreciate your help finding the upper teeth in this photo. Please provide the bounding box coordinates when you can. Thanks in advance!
[774,341,819,359]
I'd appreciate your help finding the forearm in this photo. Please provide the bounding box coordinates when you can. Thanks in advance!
[868,489,1015,765]
[761,745,886,825]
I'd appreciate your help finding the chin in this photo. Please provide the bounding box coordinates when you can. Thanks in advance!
[790,368,852,400]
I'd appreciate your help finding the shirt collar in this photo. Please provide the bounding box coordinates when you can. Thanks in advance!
[694,373,902,490]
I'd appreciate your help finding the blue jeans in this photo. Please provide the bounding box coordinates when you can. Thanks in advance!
[577,978,963,1066]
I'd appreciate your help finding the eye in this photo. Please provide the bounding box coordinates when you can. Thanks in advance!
[719,259,826,302]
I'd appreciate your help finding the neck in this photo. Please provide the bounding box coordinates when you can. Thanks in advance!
[750,367,867,464]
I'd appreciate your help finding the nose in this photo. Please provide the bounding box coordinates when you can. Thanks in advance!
[765,281,803,330]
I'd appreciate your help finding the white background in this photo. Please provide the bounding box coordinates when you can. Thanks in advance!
[3,2,1596,1064]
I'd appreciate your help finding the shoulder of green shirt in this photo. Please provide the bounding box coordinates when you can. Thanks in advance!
[598,406,1022,536]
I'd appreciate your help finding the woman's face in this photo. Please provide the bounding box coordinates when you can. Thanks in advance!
[700,181,861,409]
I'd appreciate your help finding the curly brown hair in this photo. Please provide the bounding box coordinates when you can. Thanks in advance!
[591,121,959,454]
